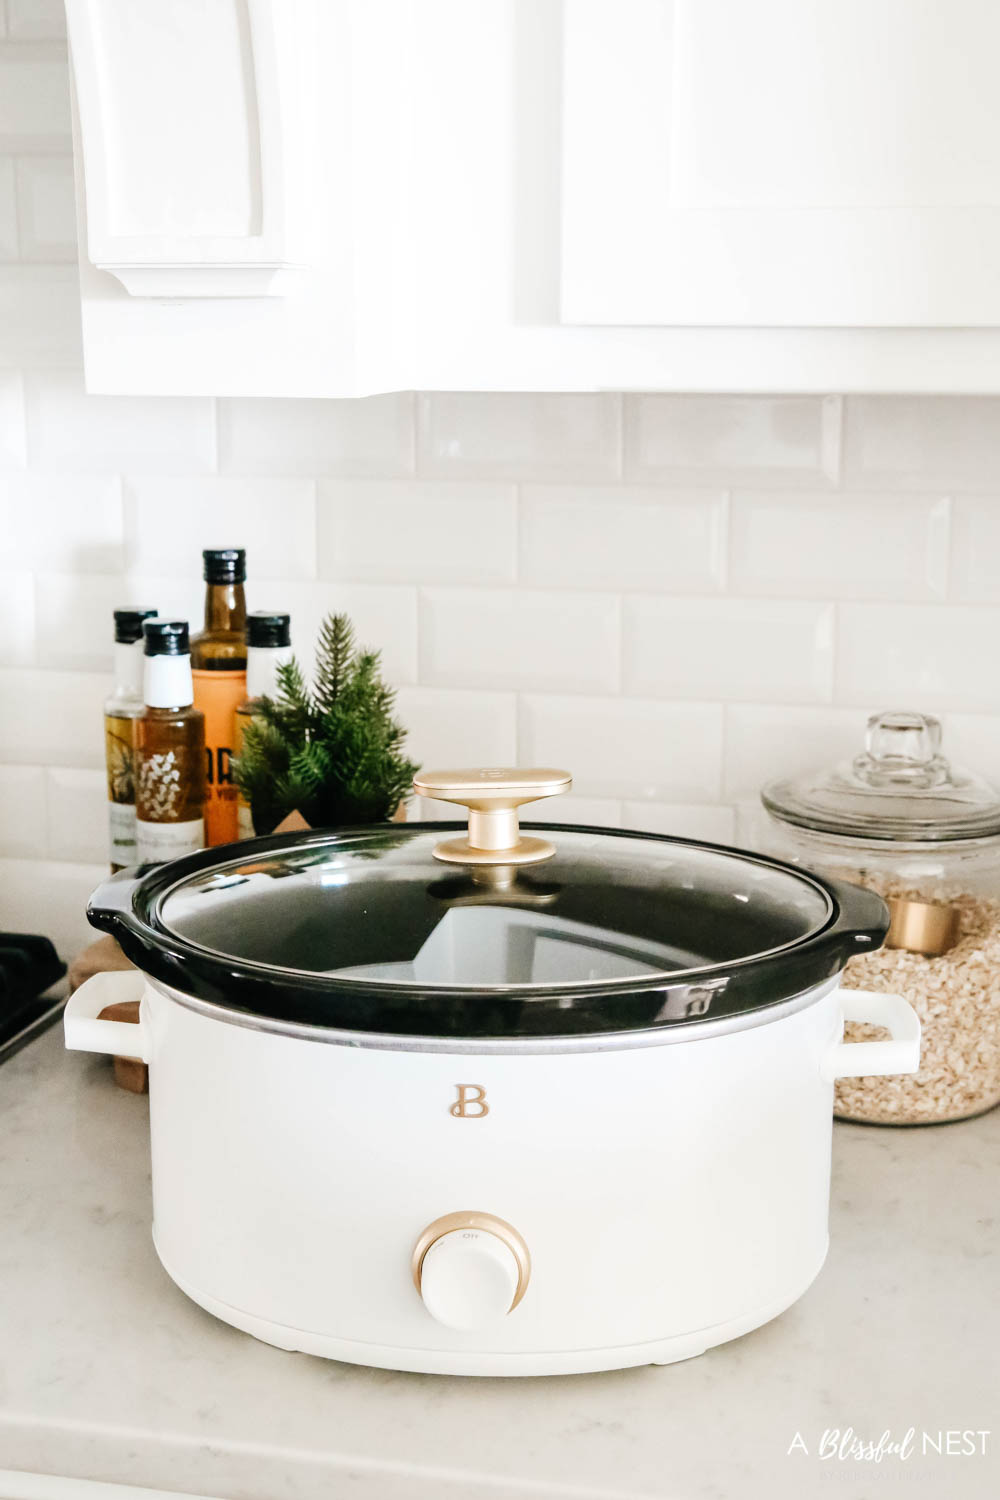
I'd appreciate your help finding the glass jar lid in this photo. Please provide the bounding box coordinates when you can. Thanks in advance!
[89,764,889,1040]
[763,711,1000,843]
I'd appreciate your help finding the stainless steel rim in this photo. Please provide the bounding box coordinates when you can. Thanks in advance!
[146,974,840,1054]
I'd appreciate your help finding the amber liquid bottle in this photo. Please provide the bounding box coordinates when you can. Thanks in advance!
[104,607,158,871]
[191,548,247,847]
[135,620,207,864]
[234,611,293,838]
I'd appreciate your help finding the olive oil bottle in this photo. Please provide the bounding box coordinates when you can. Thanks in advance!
[234,611,292,838]
[191,547,247,847]
[135,620,206,864]
[104,607,158,871]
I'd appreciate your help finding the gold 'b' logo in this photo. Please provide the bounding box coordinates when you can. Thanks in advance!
[450,1084,489,1118]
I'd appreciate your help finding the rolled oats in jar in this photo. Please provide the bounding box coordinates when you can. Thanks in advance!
[761,711,1000,1125]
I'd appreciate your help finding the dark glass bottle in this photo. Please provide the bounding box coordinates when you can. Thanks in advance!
[191,548,247,847]
[135,620,206,864]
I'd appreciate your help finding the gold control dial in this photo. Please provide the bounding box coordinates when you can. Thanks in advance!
[412,1210,532,1314]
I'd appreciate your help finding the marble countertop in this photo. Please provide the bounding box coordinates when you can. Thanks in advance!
[0,1027,997,1500]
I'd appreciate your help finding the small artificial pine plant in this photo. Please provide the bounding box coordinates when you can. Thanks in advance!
[233,612,419,834]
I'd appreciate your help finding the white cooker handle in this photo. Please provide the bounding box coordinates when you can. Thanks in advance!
[63,969,152,1062]
[821,988,921,1081]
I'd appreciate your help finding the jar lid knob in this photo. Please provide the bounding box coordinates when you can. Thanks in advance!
[854,711,948,789]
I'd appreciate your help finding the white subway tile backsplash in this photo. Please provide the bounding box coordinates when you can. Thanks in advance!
[941,714,1000,784]
[519,486,726,593]
[734,798,773,853]
[34,572,121,670]
[0,46,71,151]
[723,703,866,801]
[45,766,105,863]
[0,667,108,767]
[219,394,414,477]
[127,477,316,579]
[25,373,215,473]
[624,597,834,704]
[8,365,1000,961]
[6,1,64,40]
[6,1,66,40]
[624,395,840,488]
[417,394,621,481]
[949,497,1000,603]
[730,491,949,601]
[0,156,16,259]
[0,570,34,664]
[254,580,418,688]
[407,797,460,822]
[621,800,737,843]
[527,795,622,827]
[844,397,1000,492]
[420,588,619,693]
[0,369,25,466]
[395,687,517,769]
[520,695,723,802]
[15,154,75,260]
[0,263,81,366]
[318,481,516,586]
[0,764,45,856]
[837,603,1000,712]
[0,856,105,958]
[0,475,123,571]
[115,573,204,639]
[340,589,415,691]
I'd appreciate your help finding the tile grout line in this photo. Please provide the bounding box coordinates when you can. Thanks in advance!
[9,154,22,260]
[828,392,846,489]
[512,480,522,588]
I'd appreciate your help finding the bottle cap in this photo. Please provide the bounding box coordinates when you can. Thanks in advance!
[247,611,291,649]
[143,619,190,657]
[203,548,246,584]
[114,607,158,645]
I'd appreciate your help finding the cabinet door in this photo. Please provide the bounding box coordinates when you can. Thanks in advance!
[561,0,1000,327]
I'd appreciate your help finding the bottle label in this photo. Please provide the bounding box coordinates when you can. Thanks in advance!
[136,817,205,864]
[192,669,247,847]
[109,801,138,867]
[105,717,136,801]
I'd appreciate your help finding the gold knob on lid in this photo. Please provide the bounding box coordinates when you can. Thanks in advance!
[412,767,572,866]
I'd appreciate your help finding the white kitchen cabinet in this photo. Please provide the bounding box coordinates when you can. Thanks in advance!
[562,0,1000,329]
[66,0,1000,396]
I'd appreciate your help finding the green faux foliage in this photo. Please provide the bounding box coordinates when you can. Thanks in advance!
[233,613,419,834]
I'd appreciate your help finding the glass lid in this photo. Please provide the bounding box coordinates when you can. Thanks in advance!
[763,711,1000,843]
[154,824,832,989]
[89,767,889,1039]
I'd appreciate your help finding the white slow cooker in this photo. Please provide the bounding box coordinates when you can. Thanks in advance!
[65,767,920,1377]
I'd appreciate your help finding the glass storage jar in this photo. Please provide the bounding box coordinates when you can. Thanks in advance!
[761,710,1000,1124]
